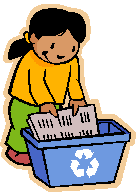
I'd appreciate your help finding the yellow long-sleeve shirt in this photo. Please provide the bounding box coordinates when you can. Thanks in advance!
[9,50,84,105]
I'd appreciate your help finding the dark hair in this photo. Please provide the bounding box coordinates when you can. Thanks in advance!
[8,8,86,60]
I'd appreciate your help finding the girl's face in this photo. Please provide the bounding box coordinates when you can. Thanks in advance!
[30,29,79,64]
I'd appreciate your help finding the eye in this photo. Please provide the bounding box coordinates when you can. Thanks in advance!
[50,43,55,49]
[72,46,75,52]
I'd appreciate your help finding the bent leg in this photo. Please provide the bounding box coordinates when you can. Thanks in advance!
[6,98,39,153]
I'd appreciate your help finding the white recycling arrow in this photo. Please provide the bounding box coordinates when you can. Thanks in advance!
[75,149,94,159]
[86,158,99,178]
[71,149,99,178]
[70,160,84,177]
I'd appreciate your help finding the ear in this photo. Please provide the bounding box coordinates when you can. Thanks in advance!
[30,33,38,44]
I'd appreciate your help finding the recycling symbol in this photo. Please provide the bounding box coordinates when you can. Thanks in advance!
[70,149,99,178]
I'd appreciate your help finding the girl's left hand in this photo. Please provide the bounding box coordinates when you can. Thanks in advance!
[40,103,57,117]
[70,99,86,116]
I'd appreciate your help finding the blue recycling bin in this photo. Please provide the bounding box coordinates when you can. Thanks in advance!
[22,119,131,187]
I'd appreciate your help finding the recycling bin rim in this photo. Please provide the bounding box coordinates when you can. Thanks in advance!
[22,119,131,150]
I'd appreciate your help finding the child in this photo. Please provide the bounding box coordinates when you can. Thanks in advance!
[5,8,87,165]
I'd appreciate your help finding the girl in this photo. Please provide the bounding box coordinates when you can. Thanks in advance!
[5,8,87,165]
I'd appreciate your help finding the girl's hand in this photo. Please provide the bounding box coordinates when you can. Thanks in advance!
[70,99,86,116]
[40,103,57,117]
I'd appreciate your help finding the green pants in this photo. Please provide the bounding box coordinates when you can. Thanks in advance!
[6,98,39,152]
[6,98,60,152]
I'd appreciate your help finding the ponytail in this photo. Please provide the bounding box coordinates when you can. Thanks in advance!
[8,32,33,60]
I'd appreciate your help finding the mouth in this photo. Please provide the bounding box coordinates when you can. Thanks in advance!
[57,55,65,59]
[42,51,50,62]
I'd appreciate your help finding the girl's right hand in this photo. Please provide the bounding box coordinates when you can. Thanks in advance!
[40,103,57,117]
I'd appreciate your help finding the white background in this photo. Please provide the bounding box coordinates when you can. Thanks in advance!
[0,0,138,194]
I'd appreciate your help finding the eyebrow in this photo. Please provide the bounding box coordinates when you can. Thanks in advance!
[57,32,65,36]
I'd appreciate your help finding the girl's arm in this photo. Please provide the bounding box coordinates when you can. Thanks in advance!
[68,58,86,115]
[28,68,54,105]
[28,69,58,116]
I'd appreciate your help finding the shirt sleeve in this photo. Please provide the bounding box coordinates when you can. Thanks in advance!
[28,68,54,105]
[68,58,84,100]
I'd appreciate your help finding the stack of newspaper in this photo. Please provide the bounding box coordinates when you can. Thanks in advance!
[27,104,98,141]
